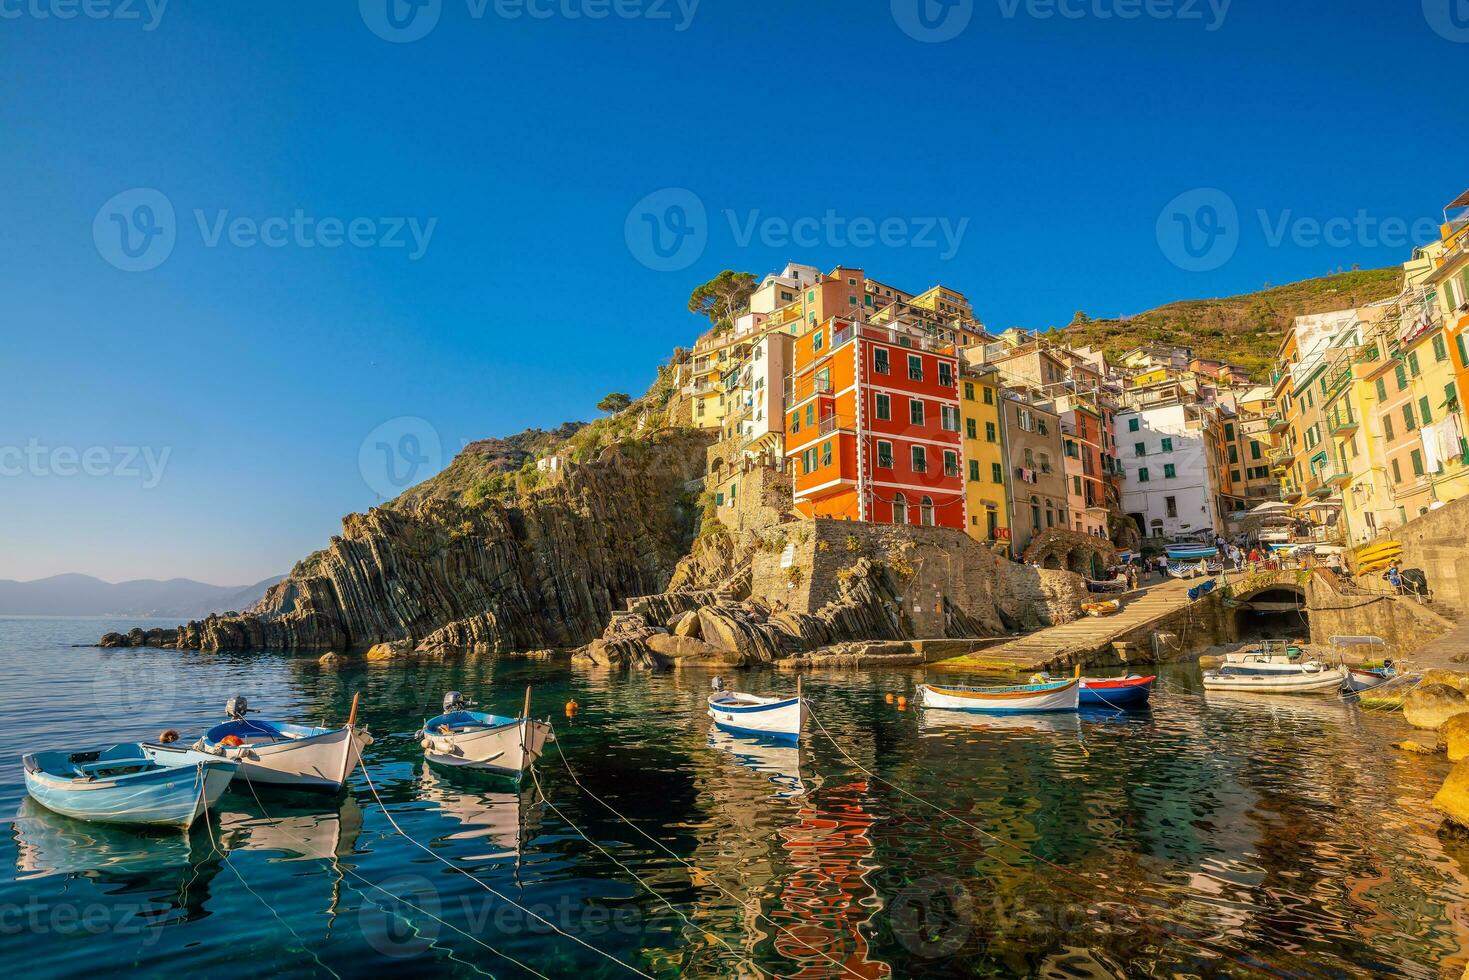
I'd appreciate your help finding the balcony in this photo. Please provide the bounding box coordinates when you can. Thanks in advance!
[1268,414,1289,434]
[784,376,833,406]
[1326,468,1352,487]
[1327,406,1359,436]
[1322,364,1352,400]
[817,414,854,437]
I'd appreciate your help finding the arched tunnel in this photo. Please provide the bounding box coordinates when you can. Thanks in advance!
[1231,586,1309,641]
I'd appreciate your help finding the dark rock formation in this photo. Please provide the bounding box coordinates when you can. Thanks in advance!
[99,430,712,653]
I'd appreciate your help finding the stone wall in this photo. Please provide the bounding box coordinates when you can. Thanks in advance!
[1372,494,1469,615]
[1305,571,1454,660]
[749,519,1087,637]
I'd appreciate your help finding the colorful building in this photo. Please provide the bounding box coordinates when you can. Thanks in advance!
[1000,393,1068,552]
[785,315,965,528]
[959,365,1010,549]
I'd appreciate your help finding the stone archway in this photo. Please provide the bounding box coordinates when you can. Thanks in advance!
[1022,528,1118,579]
[1230,585,1308,641]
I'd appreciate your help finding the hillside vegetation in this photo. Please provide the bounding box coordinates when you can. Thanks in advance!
[1048,268,1402,377]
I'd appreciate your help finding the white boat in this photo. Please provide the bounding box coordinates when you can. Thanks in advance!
[1329,635,1396,693]
[919,669,1081,714]
[196,694,372,792]
[1202,661,1348,693]
[419,690,551,778]
[707,677,807,742]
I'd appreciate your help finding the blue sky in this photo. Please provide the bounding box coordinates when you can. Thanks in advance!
[2,1,1466,585]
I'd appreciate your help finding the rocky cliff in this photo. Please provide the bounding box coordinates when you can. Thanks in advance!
[101,428,712,652]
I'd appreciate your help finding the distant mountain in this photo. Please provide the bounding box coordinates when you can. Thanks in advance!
[0,573,284,618]
[1050,268,1403,377]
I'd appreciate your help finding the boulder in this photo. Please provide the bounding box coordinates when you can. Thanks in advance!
[365,639,415,661]
[1435,757,1469,830]
[1404,684,1469,731]
[646,633,737,663]
[98,632,128,648]
[1392,740,1441,755]
[670,611,702,638]
[1444,714,1469,762]
[318,651,340,666]
[1422,668,1469,694]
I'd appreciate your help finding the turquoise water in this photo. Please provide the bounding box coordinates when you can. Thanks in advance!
[3,617,1468,977]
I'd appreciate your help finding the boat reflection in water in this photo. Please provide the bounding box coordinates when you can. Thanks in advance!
[707,728,810,799]
[416,762,538,861]
[214,794,364,863]
[12,796,206,879]
[919,707,1082,738]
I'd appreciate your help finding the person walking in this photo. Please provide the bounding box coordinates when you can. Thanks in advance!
[1387,560,1404,595]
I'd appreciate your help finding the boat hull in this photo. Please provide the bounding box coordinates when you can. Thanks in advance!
[920,680,1080,714]
[423,719,551,776]
[23,745,237,828]
[1079,676,1154,707]
[215,726,371,791]
[707,695,807,742]
[1345,669,1393,692]
[1202,666,1348,693]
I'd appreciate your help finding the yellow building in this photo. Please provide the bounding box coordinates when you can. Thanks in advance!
[960,365,1011,550]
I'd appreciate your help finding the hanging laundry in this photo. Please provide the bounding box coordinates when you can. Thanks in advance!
[1421,422,1443,474]
[1437,412,1465,464]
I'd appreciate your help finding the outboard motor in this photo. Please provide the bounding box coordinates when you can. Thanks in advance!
[225,695,250,720]
[711,676,725,693]
[442,691,469,714]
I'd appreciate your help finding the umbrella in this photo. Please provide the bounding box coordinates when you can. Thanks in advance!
[1250,501,1292,514]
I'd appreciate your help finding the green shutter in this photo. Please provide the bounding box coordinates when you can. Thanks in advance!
[1376,378,1387,402]
[1420,395,1432,425]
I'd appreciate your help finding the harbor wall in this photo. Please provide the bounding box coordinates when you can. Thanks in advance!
[1382,494,1469,615]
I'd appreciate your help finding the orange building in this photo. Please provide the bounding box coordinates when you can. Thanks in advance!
[785,315,965,528]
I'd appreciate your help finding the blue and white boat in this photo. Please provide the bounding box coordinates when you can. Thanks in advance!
[707,678,807,742]
[419,690,551,777]
[919,673,1081,714]
[196,695,372,792]
[22,742,238,828]
[1166,543,1219,561]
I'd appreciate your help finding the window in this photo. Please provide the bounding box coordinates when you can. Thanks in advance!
[1030,497,1041,531]
[941,405,960,432]
[1392,458,1402,482]
[1161,437,1173,452]
[1072,475,1082,494]
[821,440,832,467]
[1128,418,1139,432]
[1459,333,1469,369]
[969,459,980,481]
[1038,453,1052,474]
[964,381,975,401]
[938,362,954,387]
[1231,470,1241,483]
[1376,378,1387,402]
[812,330,824,353]
[1227,445,1238,464]
[1138,467,1150,482]
[1038,420,1049,436]
[1408,351,1421,377]
[908,354,923,381]
[1018,409,1034,432]
[715,492,724,506]
[1384,414,1395,440]
[920,496,935,526]
[875,393,891,421]
[1448,382,1460,409]
[1250,440,1261,460]
[944,451,960,477]
[1164,463,1176,478]
[1134,442,1146,457]
[1165,496,1178,518]
[910,399,926,426]
[983,387,994,405]
[1395,363,1408,391]
[893,492,907,525]
[1411,449,1425,476]
[966,417,978,439]
[992,462,1004,483]
[911,445,927,472]
[1403,403,1416,431]
[1224,422,1235,441]
[985,421,997,442]
[806,404,814,427]
[874,348,890,374]
[877,441,894,468]
[802,448,816,473]
[790,411,800,434]
[1434,334,1448,361]
[1419,395,1432,425]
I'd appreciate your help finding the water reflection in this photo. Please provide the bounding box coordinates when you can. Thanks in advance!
[707,729,809,799]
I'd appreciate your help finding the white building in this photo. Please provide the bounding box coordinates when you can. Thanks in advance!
[1116,400,1222,541]
[723,330,794,462]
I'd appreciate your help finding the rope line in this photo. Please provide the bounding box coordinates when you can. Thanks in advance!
[545,721,872,980]
[356,759,655,979]
[805,707,1291,978]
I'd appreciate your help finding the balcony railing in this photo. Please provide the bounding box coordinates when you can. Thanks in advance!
[1268,414,1289,433]
[1327,406,1359,436]
[784,376,833,405]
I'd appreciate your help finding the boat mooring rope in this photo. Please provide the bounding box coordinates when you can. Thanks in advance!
[231,769,523,978]
[356,759,655,979]
[544,720,873,980]
[804,706,1292,979]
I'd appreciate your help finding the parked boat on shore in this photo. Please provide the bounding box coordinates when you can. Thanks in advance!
[22,742,238,828]
[196,694,372,792]
[920,668,1082,714]
[1202,661,1348,694]
[1330,636,1396,692]
[420,689,551,778]
[707,677,807,742]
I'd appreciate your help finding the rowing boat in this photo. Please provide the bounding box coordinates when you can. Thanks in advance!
[1166,543,1219,560]
[197,694,372,792]
[22,742,238,828]
[920,668,1081,714]
[1082,600,1121,617]
[1079,674,1154,707]
[707,677,807,742]
[1202,662,1348,693]
[420,689,551,778]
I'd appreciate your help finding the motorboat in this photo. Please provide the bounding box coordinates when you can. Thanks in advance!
[22,742,237,828]
[196,694,372,792]
[420,689,551,778]
[1202,660,1348,693]
[707,676,807,742]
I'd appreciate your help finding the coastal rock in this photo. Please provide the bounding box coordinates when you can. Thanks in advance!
[1404,684,1469,730]
[99,632,128,648]
[1392,739,1441,755]
[365,640,415,661]
[645,633,736,663]
[318,651,340,666]
[1443,715,1469,762]
[670,610,702,638]
[1434,758,1469,830]
[1422,669,1469,694]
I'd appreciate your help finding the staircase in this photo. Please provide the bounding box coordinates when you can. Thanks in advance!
[937,578,1202,673]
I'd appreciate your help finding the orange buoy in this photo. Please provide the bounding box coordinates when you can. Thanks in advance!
[565,699,580,716]
[884,693,895,704]
[896,695,908,711]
